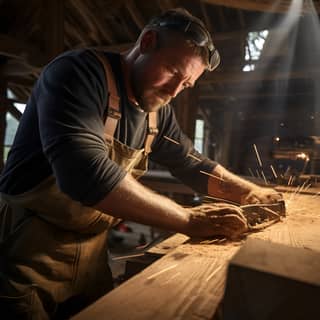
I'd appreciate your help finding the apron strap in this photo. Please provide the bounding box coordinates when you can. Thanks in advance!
[91,50,158,152]
[144,112,158,154]
[91,50,120,143]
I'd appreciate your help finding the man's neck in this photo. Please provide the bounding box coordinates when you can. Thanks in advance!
[120,52,140,109]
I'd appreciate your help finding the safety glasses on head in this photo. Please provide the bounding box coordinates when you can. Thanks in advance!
[152,18,220,71]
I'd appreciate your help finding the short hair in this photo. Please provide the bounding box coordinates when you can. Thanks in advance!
[141,8,219,71]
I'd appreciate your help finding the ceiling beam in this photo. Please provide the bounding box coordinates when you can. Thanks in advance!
[0,98,23,120]
[1,59,41,77]
[200,1,214,33]
[42,0,65,60]
[202,0,320,14]
[6,102,23,120]
[199,92,314,100]
[126,0,145,31]
[200,68,320,84]
[6,76,36,88]
[0,34,46,67]
[69,0,114,44]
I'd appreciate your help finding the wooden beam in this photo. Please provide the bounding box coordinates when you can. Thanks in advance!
[172,88,199,140]
[42,0,65,60]
[0,97,26,105]
[157,0,175,12]
[200,92,314,100]
[93,42,133,52]
[200,102,317,114]
[6,76,36,88]
[202,0,320,14]
[65,14,90,47]
[200,68,320,84]
[6,103,23,121]
[217,6,228,30]
[0,68,6,169]
[85,27,288,52]
[237,9,246,28]
[0,98,23,119]
[0,34,46,67]
[126,0,146,31]
[200,1,214,33]
[117,15,137,42]
[69,0,114,44]
[1,59,41,77]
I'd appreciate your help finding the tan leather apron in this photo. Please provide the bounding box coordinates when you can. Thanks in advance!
[0,51,158,319]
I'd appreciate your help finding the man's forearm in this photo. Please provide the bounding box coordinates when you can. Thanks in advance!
[207,164,282,205]
[94,173,191,234]
[208,164,259,204]
[94,172,251,238]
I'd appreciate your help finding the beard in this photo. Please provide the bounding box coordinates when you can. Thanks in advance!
[137,90,171,112]
[131,65,171,112]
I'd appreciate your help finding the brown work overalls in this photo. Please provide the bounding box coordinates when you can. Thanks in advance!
[0,52,158,319]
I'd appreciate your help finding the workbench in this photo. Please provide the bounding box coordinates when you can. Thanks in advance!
[73,191,320,320]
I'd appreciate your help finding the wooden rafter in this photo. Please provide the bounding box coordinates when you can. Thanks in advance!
[85,1,117,44]
[157,0,176,12]
[116,15,137,42]
[200,67,320,84]
[1,59,41,77]
[69,0,114,44]
[200,1,214,33]
[126,0,146,31]
[0,76,6,169]
[41,0,65,60]
[199,92,314,100]
[6,76,36,88]
[202,0,320,14]
[1,99,23,121]
[0,34,46,67]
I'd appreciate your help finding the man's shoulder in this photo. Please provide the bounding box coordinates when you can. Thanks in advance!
[48,48,100,67]
[40,49,116,84]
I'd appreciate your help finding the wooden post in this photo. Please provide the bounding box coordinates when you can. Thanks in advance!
[172,88,199,141]
[41,0,65,62]
[0,61,7,171]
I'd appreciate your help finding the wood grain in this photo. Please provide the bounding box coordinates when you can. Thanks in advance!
[73,192,320,320]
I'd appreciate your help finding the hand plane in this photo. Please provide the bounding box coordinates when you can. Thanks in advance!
[241,200,286,230]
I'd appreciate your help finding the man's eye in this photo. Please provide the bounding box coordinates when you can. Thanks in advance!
[170,68,178,75]
[164,67,176,77]
[183,82,191,88]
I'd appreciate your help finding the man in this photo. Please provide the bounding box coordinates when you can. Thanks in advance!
[0,8,282,319]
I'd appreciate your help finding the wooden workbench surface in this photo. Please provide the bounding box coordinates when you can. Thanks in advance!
[73,192,320,320]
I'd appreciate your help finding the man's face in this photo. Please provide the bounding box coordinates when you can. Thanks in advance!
[131,38,206,112]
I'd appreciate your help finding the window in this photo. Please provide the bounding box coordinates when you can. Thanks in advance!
[194,119,204,153]
[243,30,269,72]
[3,89,26,162]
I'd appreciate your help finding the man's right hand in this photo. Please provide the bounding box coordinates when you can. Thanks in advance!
[188,203,248,238]
[95,174,248,240]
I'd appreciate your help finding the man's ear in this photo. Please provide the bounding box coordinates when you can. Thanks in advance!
[140,30,158,53]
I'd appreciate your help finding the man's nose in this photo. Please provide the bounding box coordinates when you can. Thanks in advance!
[167,80,183,98]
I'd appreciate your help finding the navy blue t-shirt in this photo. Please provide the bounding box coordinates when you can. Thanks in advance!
[0,49,217,206]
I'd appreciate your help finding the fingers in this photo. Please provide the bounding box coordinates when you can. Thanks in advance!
[243,189,283,205]
[191,203,247,224]
[192,203,242,214]
[208,214,248,237]
[189,205,248,238]
[263,190,283,203]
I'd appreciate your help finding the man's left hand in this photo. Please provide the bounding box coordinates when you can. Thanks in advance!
[241,187,283,205]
